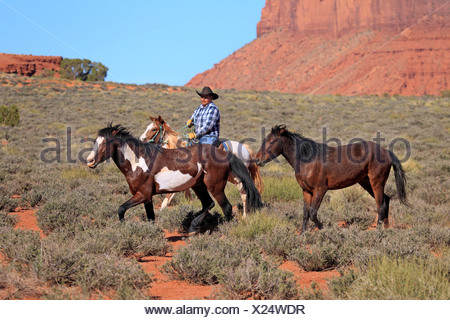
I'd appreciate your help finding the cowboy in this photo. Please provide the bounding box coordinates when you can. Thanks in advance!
[186,86,220,145]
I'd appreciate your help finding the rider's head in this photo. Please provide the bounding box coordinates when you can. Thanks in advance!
[196,86,219,106]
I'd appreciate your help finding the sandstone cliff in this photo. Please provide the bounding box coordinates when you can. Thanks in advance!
[0,53,62,77]
[186,0,450,95]
[257,0,447,37]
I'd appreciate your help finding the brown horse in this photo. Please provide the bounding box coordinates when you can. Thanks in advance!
[140,115,264,217]
[255,125,408,233]
[86,124,262,233]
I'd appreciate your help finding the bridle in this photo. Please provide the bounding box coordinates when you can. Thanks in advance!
[145,123,167,145]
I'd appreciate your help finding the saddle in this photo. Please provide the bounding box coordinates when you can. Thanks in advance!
[215,139,230,151]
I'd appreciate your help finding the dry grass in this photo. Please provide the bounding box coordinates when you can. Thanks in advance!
[0,73,448,299]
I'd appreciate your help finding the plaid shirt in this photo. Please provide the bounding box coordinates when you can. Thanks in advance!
[189,102,220,138]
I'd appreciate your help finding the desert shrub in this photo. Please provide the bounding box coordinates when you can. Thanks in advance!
[0,194,18,212]
[412,225,450,248]
[36,184,121,234]
[0,104,20,126]
[156,204,198,232]
[288,227,355,271]
[330,256,450,299]
[164,235,256,284]
[289,242,341,271]
[261,176,302,202]
[0,265,42,299]
[288,227,433,271]
[164,235,299,299]
[36,196,89,234]
[0,227,41,271]
[38,238,150,295]
[72,221,170,257]
[22,189,43,207]
[219,258,299,299]
[220,209,300,258]
[225,210,290,240]
[264,202,304,229]
[325,186,375,229]
[0,210,17,227]
[38,69,55,78]
[68,254,150,294]
[255,225,301,258]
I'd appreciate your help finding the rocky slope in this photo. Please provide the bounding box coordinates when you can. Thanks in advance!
[186,0,449,95]
[0,53,62,77]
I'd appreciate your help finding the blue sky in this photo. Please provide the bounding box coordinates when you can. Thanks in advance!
[0,0,266,85]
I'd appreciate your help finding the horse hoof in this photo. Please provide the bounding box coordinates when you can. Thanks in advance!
[187,226,200,236]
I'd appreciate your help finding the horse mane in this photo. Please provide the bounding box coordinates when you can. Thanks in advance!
[161,121,179,138]
[160,121,184,148]
[98,123,132,140]
[272,124,327,161]
[153,120,188,148]
[98,123,161,153]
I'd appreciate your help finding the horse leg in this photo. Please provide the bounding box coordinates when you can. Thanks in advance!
[368,174,390,228]
[373,186,385,227]
[206,178,233,222]
[302,190,312,233]
[231,175,248,219]
[144,200,155,221]
[188,183,215,234]
[160,190,192,210]
[359,177,391,228]
[212,190,233,222]
[118,193,148,221]
[200,165,233,222]
[381,194,390,228]
[359,177,378,226]
[309,188,326,230]
[160,193,175,210]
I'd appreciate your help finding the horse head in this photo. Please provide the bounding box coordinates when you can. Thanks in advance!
[140,115,166,143]
[86,125,125,168]
[255,124,286,167]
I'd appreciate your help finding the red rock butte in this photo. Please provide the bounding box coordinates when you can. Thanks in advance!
[186,0,450,96]
[0,53,62,77]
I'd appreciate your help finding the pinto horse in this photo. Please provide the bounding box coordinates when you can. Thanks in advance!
[140,115,264,217]
[256,125,408,233]
[86,124,262,233]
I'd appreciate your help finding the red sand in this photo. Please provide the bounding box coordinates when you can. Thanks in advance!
[3,204,340,299]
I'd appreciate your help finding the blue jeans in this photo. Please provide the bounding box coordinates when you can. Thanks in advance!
[198,135,219,145]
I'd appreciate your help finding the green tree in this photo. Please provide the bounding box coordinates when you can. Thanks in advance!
[0,105,20,126]
[86,62,108,81]
[59,58,108,81]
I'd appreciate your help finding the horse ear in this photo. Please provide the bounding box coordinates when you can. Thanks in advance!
[279,125,287,134]
[149,115,155,121]
[112,130,118,136]
[157,115,164,124]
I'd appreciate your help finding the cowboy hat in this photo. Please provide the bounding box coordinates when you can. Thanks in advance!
[196,86,219,100]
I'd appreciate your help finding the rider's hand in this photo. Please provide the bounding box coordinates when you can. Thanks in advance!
[186,119,194,127]
[188,132,196,139]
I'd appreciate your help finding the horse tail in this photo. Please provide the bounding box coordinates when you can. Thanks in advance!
[244,144,265,194]
[389,150,409,206]
[228,153,263,211]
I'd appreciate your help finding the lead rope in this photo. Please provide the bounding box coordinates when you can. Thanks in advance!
[178,124,199,144]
